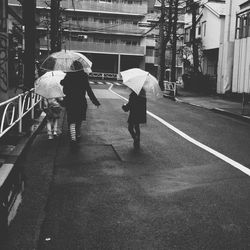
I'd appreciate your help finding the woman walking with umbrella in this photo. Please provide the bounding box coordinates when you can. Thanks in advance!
[60,61,100,148]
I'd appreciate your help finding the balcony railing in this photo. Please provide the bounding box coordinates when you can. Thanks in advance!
[0,89,42,138]
[37,0,147,15]
[62,21,144,35]
[40,39,145,55]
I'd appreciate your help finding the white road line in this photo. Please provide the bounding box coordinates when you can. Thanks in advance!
[109,85,250,177]
[113,82,122,86]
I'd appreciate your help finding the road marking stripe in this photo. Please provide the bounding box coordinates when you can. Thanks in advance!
[109,85,250,177]
[113,82,122,86]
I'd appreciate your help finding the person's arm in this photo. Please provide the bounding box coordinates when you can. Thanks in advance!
[122,94,132,111]
[42,98,49,112]
[85,77,100,106]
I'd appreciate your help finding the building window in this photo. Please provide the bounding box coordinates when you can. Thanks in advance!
[146,47,154,56]
[184,28,190,43]
[99,0,112,3]
[202,21,206,37]
[122,40,139,46]
[197,24,201,36]
[236,11,250,39]
[72,15,78,21]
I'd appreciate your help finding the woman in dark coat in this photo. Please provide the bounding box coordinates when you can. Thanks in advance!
[60,68,100,146]
[122,89,146,148]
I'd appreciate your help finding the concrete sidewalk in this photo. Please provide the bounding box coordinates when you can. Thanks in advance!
[164,87,250,123]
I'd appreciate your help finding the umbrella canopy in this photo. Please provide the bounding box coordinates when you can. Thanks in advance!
[35,70,65,99]
[40,50,92,73]
[120,68,161,97]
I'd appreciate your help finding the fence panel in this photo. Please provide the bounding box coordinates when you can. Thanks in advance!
[0,89,42,138]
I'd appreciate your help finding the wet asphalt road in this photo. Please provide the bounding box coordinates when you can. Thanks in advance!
[5,83,250,250]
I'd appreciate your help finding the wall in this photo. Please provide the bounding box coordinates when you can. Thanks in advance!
[201,8,223,50]
[217,0,239,94]
[0,0,8,102]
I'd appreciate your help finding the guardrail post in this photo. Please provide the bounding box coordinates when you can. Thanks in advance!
[18,95,22,133]
[31,92,35,119]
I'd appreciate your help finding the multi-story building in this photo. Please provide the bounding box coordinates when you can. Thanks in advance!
[138,11,158,76]
[9,0,150,76]
[38,0,152,75]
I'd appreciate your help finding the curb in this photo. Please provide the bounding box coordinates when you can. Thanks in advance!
[212,108,250,123]
[0,112,46,168]
[174,97,250,123]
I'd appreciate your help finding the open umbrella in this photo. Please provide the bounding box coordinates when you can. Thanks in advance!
[120,68,161,98]
[35,71,65,99]
[40,50,92,73]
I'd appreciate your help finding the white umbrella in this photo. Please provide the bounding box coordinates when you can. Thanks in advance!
[40,50,92,73]
[35,71,65,99]
[120,68,161,97]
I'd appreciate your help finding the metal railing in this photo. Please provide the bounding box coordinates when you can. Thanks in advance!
[0,89,42,138]
[89,72,122,80]
[163,81,177,99]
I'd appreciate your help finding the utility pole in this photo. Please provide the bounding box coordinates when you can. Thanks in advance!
[0,0,8,102]
[157,0,166,90]
[23,0,36,90]
[51,0,61,53]
[171,0,179,82]
[190,0,199,74]
[157,0,173,89]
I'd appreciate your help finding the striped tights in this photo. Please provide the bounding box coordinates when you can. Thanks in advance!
[69,122,81,141]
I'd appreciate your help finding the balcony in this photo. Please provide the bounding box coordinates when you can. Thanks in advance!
[63,20,144,36]
[37,0,147,16]
[40,39,145,56]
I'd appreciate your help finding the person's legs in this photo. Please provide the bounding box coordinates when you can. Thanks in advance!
[53,118,58,136]
[128,122,136,139]
[69,123,76,142]
[75,121,82,140]
[46,120,53,139]
[134,123,140,148]
[134,123,140,140]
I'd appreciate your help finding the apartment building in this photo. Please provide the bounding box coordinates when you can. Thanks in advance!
[37,0,151,75]
[9,0,150,75]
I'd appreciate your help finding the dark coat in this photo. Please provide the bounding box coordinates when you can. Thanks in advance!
[122,91,147,124]
[60,71,100,123]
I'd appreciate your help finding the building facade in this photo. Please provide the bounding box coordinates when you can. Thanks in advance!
[9,0,150,76]
[38,0,150,75]
[232,0,250,93]
[0,0,24,102]
[184,0,225,91]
